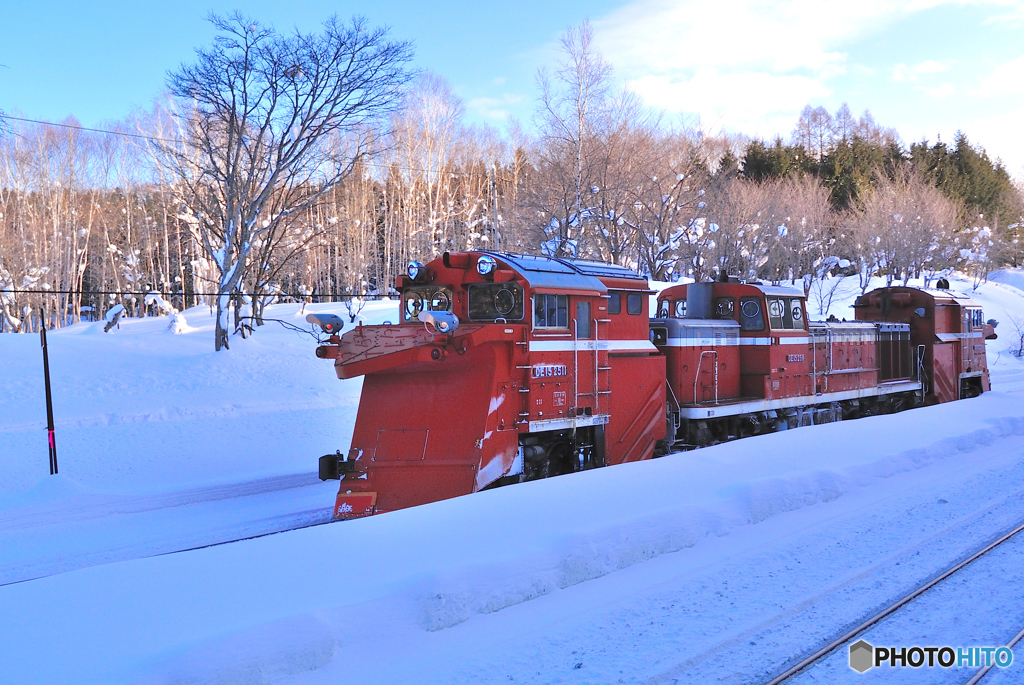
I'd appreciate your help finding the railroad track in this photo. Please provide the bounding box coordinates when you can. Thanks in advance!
[0,471,321,532]
[151,513,337,556]
[765,517,1024,684]
[0,509,336,588]
[0,474,336,587]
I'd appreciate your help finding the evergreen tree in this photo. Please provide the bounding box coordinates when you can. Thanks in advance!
[740,138,810,182]
[910,133,1016,230]
[716,149,739,179]
[819,136,907,211]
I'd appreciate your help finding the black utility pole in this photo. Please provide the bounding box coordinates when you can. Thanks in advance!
[40,311,58,475]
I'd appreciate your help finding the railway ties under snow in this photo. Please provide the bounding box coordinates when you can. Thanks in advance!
[0,514,337,589]
[764,518,1024,685]
[0,473,337,587]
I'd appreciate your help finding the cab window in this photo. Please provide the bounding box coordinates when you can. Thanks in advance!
[533,294,568,329]
[674,300,686,318]
[714,297,735,320]
[739,297,764,331]
[627,293,643,315]
[576,301,591,338]
[657,299,668,318]
[790,299,805,328]
[403,286,452,322]
[608,293,621,315]
[767,297,805,330]
[468,283,524,321]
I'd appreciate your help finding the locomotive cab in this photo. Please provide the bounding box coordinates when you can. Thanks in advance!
[316,251,665,518]
[652,281,813,406]
[854,286,994,402]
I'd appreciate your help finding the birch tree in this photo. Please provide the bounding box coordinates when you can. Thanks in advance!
[534,20,612,257]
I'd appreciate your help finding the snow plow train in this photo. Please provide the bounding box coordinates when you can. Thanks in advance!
[312,252,996,519]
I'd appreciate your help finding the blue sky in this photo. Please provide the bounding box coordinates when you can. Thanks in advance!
[2,0,1023,174]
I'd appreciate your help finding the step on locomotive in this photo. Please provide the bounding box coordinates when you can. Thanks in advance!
[311,253,996,519]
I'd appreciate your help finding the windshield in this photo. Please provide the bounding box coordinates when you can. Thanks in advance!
[468,282,524,321]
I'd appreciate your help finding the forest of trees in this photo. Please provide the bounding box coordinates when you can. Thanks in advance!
[1,20,1022,339]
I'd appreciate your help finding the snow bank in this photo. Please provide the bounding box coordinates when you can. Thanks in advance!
[0,301,399,498]
[3,392,1024,683]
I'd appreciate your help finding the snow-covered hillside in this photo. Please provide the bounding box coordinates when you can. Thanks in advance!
[3,274,1024,684]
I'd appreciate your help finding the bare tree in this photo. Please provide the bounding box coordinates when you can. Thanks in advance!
[160,13,413,350]
[390,73,465,256]
[809,271,857,317]
[614,130,709,279]
[833,103,855,142]
[848,170,958,290]
[534,20,613,257]
[792,105,834,161]
[1005,312,1024,358]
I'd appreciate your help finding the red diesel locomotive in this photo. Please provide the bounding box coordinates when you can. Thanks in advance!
[650,279,994,450]
[313,251,665,518]
[312,253,995,519]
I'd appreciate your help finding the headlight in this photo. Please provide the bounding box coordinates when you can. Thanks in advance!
[408,260,425,282]
[476,254,497,277]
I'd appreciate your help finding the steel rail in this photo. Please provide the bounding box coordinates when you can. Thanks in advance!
[151,516,337,557]
[763,517,1024,684]
[964,625,1024,685]
[0,513,336,589]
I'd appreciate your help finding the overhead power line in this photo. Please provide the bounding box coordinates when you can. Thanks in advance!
[0,113,515,178]
[0,114,180,143]
[4,288,387,300]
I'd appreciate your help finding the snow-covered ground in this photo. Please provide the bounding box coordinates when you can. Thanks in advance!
[0,300,399,584]
[3,274,1024,684]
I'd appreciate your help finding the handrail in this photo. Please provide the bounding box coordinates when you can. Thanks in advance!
[573,319,579,411]
[593,317,600,413]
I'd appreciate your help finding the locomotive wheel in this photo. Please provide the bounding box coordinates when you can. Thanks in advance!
[960,379,982,399]
[549,441,574,476]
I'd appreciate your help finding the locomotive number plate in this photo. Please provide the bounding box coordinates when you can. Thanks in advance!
[532,364,568,378]
[334,491,376,519]
[787,354,805,362]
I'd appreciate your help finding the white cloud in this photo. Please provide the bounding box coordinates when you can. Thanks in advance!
[977,54,1024,95]
[591,0,1012,138]
[967,103,1024,176]
[627,71,830,137]
[593,0,936,77]
[918,82,956,98]
[468,93,523,121]
[892,60,952,81]
[982,1,1024,25]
